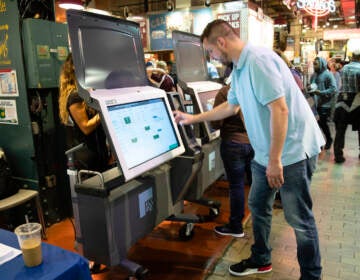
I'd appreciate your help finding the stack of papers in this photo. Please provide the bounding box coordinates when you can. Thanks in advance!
[0,243,22,266]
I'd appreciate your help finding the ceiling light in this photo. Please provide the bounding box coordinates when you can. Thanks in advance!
[58,0,84,10]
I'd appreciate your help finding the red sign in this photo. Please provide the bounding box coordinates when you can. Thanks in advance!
[129,17,148,51]
[297,0,336,17]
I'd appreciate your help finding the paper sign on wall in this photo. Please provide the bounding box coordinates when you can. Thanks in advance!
[0,99,18,125]
[0,69,18,97]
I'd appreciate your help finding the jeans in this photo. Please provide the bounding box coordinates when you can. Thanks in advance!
[334,122,360,159]
[220,141,254,231]
[317,107,332,145]
[249,156,322,280]
[334,122,347,158]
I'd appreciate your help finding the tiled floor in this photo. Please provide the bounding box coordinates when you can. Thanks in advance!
[207,127,360,280]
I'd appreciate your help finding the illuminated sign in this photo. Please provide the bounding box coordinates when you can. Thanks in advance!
[323,29,360,40]
[297,0,336,17]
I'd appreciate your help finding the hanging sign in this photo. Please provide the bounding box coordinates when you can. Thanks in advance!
[297,0,336,17]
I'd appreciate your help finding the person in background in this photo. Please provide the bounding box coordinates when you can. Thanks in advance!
[328,58,342,91]
[166,60,178,87]
[333,49,360,163]
[146,60,176,92]
[206,52,220,80]
[274,49,303,90]
[59,53,110,172]
[211,82,254,238]
[310,56,337,150]
[156,60,169,72]
[274,50,318,119]
[174,19,324,279]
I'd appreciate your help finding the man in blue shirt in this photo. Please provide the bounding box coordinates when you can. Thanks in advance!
[174,20,324,280]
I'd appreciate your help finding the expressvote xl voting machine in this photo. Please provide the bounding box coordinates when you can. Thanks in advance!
[172,30,223,143]
[66,9,185,267]
[172,30,224,197]
[67,10,185,184]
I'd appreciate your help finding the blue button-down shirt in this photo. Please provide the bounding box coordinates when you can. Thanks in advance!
[228,44,325,167]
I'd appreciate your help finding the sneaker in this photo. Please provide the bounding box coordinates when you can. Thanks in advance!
[229,258,272,276]
[334,156,345,164]
[214,224,244,238]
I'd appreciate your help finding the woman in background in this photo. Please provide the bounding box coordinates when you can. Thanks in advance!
[146,60,176,92]
[58,53,110,172]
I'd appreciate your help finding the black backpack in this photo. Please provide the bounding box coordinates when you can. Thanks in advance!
[0,148,19,199]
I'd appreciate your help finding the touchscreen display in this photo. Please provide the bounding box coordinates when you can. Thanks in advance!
[197,89,218,133]
[107,98,180,169]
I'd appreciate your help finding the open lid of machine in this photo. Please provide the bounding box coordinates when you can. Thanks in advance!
[172,30,209,84]
[66,10,185,183]
[66,9,148,93]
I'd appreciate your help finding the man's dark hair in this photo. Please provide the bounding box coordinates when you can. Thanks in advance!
[352,52,360,61]
[200,19,238,43]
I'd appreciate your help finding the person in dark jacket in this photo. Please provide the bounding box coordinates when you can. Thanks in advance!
[333,49,360,163]
[310,56,337,150]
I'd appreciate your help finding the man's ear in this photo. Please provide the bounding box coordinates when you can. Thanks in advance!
[217,37,226,49]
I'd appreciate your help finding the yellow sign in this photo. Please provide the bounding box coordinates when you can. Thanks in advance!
[0,0,6,13]
[0,25,9,60]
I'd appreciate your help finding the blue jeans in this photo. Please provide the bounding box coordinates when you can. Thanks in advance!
[249,156,321,280]
[220,141,254,231]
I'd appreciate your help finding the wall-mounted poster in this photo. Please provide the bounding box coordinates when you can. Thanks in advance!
[149,13,170,50]
[0,99,18,125]
[149,9,213,51]
[166,11,194,39]
[0,69,18,97]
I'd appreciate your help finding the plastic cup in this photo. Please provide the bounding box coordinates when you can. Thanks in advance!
[14,223,42,267]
